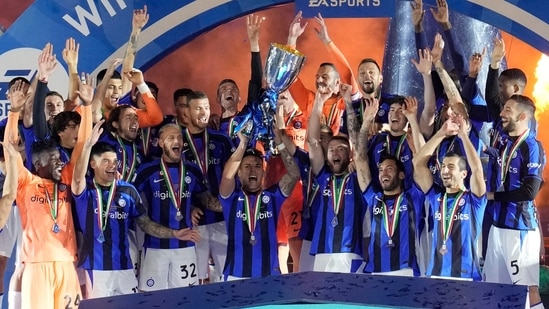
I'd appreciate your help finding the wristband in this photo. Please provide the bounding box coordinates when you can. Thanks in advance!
[136,83,150,95]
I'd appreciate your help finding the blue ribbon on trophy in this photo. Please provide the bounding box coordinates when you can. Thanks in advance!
[232,43,305,157]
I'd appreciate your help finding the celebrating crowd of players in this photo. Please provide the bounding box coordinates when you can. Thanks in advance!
[0,0,546,308]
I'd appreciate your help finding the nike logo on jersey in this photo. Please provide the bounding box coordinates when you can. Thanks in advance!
[238,197,245,201]
[512,279,521,285]
[153,178,164,183]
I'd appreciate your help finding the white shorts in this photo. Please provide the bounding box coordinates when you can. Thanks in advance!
[483,225,540,287]
[139,246,198,291]
[195,221,227,281]
[299,240,315,272]
[313,253,363,273]
[0,206,21,259]
[85,269,138,298]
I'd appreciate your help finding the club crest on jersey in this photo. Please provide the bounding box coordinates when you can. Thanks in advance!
[209,143,216,150]
[59,184,67,192]
[458,198,465,206]
[378,109,385,117]
[146,278,155,287]
[262,195,270,204]
[512,151,518,159]
[185,176,192,184]
[118,198,126,207]
[294,121,302,129]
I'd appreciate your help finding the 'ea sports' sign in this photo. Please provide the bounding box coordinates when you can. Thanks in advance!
[0,0,548,116]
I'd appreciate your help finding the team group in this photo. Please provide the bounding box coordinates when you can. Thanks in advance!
[0,0,545,308]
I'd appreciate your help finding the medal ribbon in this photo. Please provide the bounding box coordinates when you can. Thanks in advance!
[381,194,404,239]
[285,109,297,127]
[440,190,466,243]
[243,191,262,237]
[500,129,529,185]
[306,168,320,208]
[385,133,407,158]
[116,135,138,181]
[330,174,351,217]
[184,129,209,176]
[93,180,117,233]
[160,158,186,212]
[44,183,59,224]
[228,116,235,137]
[140,127,151,156]
[326,100,340,127]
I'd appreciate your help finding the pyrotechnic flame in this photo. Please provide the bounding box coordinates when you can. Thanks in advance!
[533,53,549,119]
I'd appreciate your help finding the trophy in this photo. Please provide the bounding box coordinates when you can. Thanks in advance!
[232,43,305,156]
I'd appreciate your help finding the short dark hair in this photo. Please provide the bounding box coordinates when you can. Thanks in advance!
[319,62,340,77]
[379,153,405,174]
[45,91,64,101]
[242,148,264,162]
[186,91,208,105]
[8,77,30,90]
[90,141,116,159]
[31,139,58,161]
[443,152,467,171]
[173,88,193,105]
[96,69,122,86]
[216,79,238,98]
[328,135,350,149]
[500,68,527,87]
[107,105,134,132]
[0,126,6,159]
[52,111,81,143]
[509,94,536,118]
[358,58,381,72]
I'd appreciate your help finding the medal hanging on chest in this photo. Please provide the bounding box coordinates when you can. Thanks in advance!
[160,159,186,222]
[243,191,262,246]
[381,194,404,249]
[94,180,117,243]
[330,174,351,228]
[45,183,60,234]
[439,191,465,255]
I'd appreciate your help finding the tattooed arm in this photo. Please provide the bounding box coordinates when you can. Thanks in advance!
[121,6,149,94]
[196,191,222,212]
[355,98,378,192]
[136,214,200,242]
[341,84,359,147]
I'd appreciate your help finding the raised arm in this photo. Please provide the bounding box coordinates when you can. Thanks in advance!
[456,116,485,197]
[340,84,359,145]
[124,69,163,128]
[412,48,436,138]
[33,43,58,139]
[22,77,37,128]
[91,58,122,123]
[432,0,468,81]
[273,114,300,196]
[62,38,80,110]
[314,14,359,97]
[274,104,297,156]
[287,11,312,113]
[402,96,425,152]
[485,38,506,122]
[121,6,149,95]
[219,124,251,197]
[247,14,264,104]
[355,98,378,192]
[413,119,458,192]
[307,90,330,175]
[69,75,94,167]
[432,33,463,105]
[0,140,17,228]
[71,120,104,196]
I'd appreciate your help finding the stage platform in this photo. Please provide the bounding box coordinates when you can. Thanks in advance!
[80,272,527,308]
